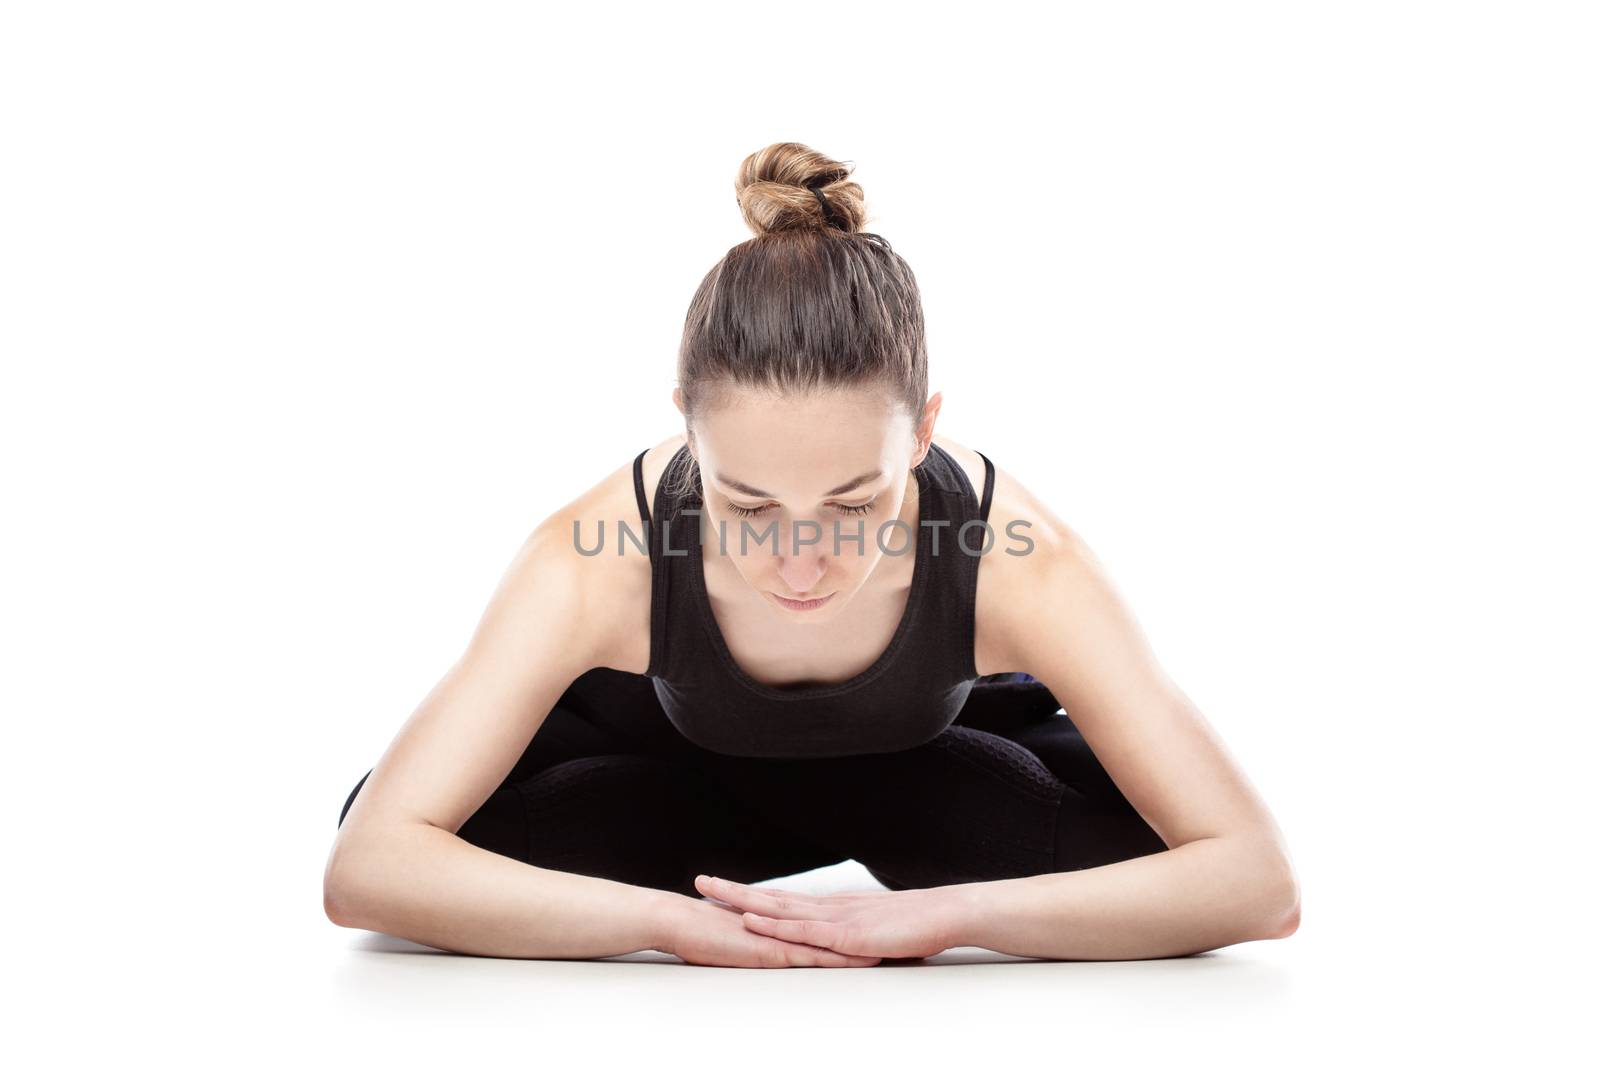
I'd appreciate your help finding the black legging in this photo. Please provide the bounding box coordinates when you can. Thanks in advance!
[337,668,1167,895]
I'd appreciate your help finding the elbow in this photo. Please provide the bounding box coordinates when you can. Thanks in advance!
[322,833,377,929]
[322,818,428,930]
[1261,880,1300,940]
[323,873,359,928]
[1253,849,1301,941]
[1274,896,1302,939]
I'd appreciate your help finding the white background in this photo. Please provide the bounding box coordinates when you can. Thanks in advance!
[4,1,1595,1062]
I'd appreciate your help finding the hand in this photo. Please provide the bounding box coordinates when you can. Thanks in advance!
[693,874,960,960]
[654,892,884,968]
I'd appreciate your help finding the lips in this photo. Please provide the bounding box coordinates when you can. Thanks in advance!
[771,591,835,611]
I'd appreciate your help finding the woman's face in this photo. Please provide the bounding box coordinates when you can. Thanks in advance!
[677,384,936,623]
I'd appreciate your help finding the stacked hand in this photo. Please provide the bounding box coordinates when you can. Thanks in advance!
[658,874,959,967]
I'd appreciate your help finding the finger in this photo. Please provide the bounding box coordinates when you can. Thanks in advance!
[755,916,880,961]
[742,911,843,951]
[730,883,823,903]
[697,875,821,902]
[753,934,879,968]
[696,875,833,899]
[695,876,834,919]
[740,883,876,905]
[788,944,882,968]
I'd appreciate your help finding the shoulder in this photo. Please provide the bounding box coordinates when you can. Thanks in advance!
[929,433,991,506]
[932,437,1103,676]
[634,430,690,513]
[506,432,686,675]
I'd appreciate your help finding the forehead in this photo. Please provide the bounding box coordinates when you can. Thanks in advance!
[693,386,913,492]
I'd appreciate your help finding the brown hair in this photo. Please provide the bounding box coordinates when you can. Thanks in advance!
[670,143,930,495]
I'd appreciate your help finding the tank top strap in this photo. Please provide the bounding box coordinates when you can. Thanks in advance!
[631,448,652,525]
[921,442,995,526]
[976,450,995,522]
[916,442,993,680]
[638,443,701,679]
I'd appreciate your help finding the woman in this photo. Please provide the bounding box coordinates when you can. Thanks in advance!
[323,142,1300,968]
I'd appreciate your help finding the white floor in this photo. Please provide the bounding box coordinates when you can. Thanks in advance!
[28,850,1581,1064]
[322,861,1308,1059]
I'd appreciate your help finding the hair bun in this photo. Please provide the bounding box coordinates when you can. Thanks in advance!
[734,142,866,236]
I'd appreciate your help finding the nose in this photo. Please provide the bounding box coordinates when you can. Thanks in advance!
[776,549,828,597]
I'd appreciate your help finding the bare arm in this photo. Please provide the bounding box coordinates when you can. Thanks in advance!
[951,478,1301,959]
[321,508,680,959]
[322,449,882,967]
[326,821,676,959]
[946,836,1296,960]
[683,454,1298,962]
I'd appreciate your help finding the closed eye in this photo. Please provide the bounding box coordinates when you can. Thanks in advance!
[723,500,877,517]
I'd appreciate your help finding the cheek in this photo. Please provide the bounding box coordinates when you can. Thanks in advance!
[829,546,875,582]
[726,553,763,583]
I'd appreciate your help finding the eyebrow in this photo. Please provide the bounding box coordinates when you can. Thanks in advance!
[716,469,884,499]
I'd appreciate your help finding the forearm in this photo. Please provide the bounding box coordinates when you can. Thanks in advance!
[945,836,1300,960]
[324,821,679,959]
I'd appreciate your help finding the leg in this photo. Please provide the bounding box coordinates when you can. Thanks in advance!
[684,679,1167,891]
[956,675,1169,872]
[989,708,1170,873]
[687,725,1066,891]
[500,751,848,896]
[336,669,850,897]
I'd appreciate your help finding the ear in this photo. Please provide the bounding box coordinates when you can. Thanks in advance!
[672,386,686,418]
[912,392,943,465]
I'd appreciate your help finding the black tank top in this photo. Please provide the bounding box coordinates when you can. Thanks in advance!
[631,441,996,759]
